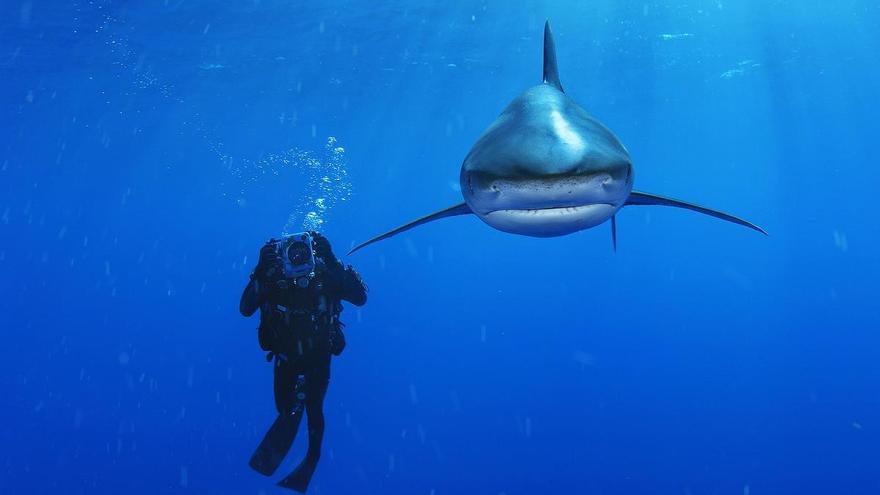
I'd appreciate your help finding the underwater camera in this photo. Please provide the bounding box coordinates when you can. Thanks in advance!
[275,232,316,288]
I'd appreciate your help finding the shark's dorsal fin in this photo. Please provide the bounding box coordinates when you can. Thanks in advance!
[543,20,564,93]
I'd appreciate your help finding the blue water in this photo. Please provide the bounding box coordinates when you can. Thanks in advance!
[3,1,880,493]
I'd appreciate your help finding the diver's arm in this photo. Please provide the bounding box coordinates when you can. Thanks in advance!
[339,265,367,306]
[239,277,264,317]
[311,232,367,306]
[321,261,367,306]
[241,240,283,317]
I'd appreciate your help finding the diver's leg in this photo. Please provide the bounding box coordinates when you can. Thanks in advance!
[277,357,330,492]
[274,356,297,414]
[249,356,304,476]
[303,358,330,460]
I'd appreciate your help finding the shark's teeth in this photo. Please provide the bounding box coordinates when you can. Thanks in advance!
[491,204,613,216]
[479,203,618,237]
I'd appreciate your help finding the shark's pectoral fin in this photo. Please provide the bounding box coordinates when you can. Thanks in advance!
[348,202,473,255]
[624,191,767,235]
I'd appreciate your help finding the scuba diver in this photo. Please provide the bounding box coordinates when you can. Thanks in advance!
[240,231,367,492]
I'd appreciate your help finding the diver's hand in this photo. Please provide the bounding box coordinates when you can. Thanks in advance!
[319,263,344,296]
[311,231,341,268]
[256,239,284,284]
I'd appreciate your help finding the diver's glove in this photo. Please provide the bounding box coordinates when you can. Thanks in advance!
[254,239,284,291]
[321,264,367,305]
[310,232,343,293]
[310,231,342,269]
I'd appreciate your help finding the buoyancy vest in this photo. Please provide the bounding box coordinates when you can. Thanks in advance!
[257,280,345,357]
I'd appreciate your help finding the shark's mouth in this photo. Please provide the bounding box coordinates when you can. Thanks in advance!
[480,202,618,237]
[489,203,615,216]
[464,171,629,213]
[462,171,631,237]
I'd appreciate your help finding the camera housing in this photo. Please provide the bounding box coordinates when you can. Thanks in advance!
[275,232,316,288]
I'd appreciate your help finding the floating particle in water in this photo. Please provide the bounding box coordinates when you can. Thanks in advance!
[573,350,595,367]
[833,230,849,252]
[404,238,418,258]
[20,2,32,28]
[97,13,179,100]
[449,390,461,412]
[118,352,130,365]
[659,33,694,40]
[720,60,761,79]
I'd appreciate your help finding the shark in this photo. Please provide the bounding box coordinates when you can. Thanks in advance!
[349,21,765,254]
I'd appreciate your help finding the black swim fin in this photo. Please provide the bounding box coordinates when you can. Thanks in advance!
[277,455,319,493]
[248,411,304,477]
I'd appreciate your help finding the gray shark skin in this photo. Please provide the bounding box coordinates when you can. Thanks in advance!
[349,21,765,255]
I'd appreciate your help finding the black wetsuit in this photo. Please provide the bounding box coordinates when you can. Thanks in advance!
[240,255,366,490]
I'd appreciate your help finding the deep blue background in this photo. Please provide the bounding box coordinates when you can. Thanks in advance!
[2,1,879,493]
